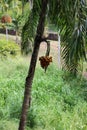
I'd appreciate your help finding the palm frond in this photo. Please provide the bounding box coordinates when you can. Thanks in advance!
[60,0,87,75]
[21,0,87,75]
[48,0,87,75]
[21,0,41,54]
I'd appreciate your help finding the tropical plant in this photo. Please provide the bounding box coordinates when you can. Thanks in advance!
[22,0,87,74]
[60,0,87,75]
[19,0,87,130]
[19,0,48,130]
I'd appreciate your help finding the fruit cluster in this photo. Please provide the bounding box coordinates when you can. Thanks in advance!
[39,56,52,69]
[1,15,12,23]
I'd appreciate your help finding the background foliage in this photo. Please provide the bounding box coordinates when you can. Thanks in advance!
[0,38,20,56]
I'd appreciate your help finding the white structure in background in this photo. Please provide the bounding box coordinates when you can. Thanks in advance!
[58,32,61,68]
[6,27,8,41]
[29,0,33,9]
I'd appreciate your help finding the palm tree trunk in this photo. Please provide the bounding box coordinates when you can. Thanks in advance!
[18,0,48,130]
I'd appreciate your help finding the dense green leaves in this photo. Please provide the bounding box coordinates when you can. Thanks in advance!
[0,38,20,56]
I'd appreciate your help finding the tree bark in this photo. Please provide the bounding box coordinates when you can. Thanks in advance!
[18,0,48,130]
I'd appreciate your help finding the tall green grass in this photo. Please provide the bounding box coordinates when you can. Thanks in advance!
[0,57,87,130]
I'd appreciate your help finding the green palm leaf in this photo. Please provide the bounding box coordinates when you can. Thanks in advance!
[21,0,87,74]
[21,0,41,54]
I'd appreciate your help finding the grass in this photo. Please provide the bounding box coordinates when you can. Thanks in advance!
[0,56,87,130]
[0,120,18,130]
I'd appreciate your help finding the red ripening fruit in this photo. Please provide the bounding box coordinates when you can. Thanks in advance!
[1,15,12,23]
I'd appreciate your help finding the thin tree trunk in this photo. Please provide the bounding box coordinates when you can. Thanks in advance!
[45,41,50,56]
[45,41,50,72]
[18,0,48,130]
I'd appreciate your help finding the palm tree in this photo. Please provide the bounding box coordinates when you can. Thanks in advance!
[19,0,87,129]
[18,0,48,129]
[22,0,87,74]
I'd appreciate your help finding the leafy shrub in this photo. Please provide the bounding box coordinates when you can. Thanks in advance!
[0,39,20,56]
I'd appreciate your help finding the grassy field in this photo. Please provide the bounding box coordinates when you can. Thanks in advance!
[0,55,87,130]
